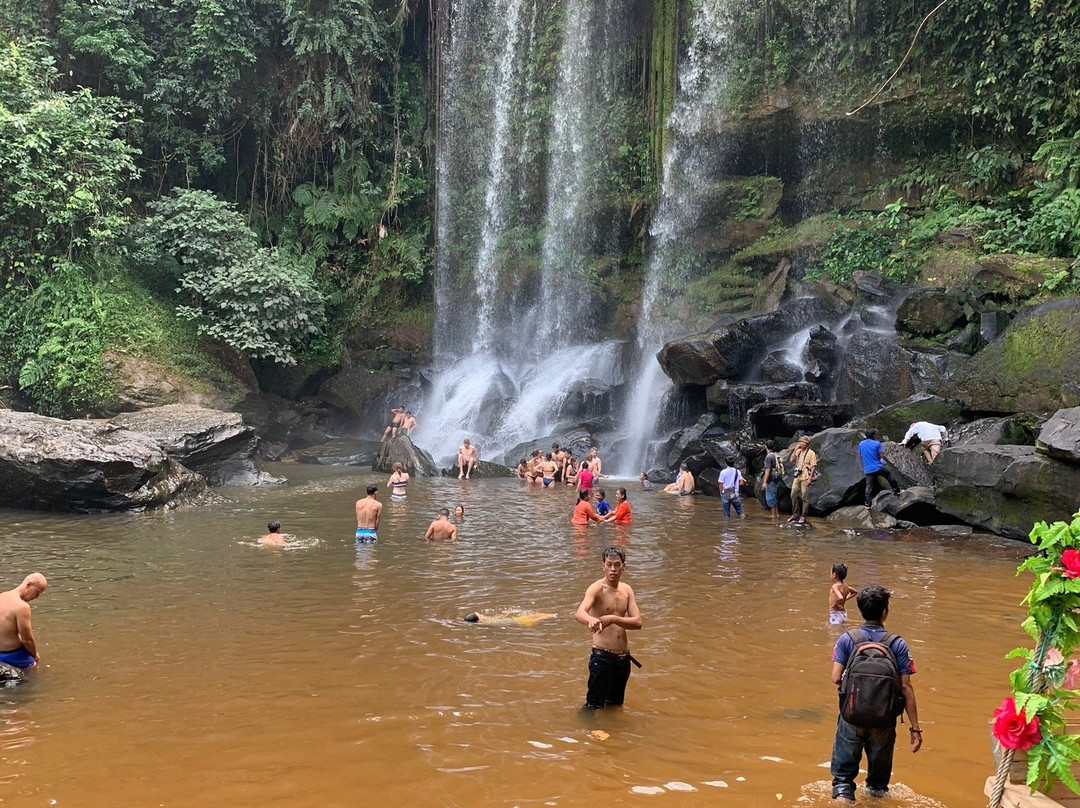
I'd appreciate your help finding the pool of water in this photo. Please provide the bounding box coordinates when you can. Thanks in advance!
[0,464,1031,807]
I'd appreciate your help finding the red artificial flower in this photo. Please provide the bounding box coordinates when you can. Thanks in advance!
[993,697,1042,751]
[1061,548,1080,579]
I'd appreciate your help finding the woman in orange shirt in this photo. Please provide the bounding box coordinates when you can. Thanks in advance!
[571,489,602,525]
[602,488,632,524]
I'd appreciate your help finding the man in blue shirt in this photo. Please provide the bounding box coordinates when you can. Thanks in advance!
[857,429,903,509]
[830,586,922,804]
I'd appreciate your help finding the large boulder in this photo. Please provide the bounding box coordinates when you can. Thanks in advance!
[932,444,1080,540]
[373,435,438,476]
[442,459,515,478]
[943,299,1080,414]
[292,438,382,466]
[826,506,900,529]
[657,297,848,387]
[857,393,964,444]
[748,401,851,439]
[667,413,720,467]
[0,412,205,512]
[965,255,1051,303]
[707,381,818,427]
[759,351,804,383]
[551,379,613,424]
[871,486,958,526]
[500,430,596,468]
[880,441,934,488]
[1037,408,1080,465]
[951,416,1040,447]
[110,404,277,486]
[834,331,923,416]
[895,290,966,338]
[781,428,864,514]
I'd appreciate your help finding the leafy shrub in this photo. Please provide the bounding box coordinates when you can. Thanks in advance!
[133,189,326,364]
[809,201,917,285]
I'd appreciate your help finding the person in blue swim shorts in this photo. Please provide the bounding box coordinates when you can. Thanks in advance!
[354,484,382,543]
[0,573,48,669]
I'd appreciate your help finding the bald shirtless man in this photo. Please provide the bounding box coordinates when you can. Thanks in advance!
[355,484,382,543]
[575,547,642,709]
[0,574,48,669]
[424,508,458,541]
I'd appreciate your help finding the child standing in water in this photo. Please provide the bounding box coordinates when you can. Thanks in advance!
[828,563,857,625]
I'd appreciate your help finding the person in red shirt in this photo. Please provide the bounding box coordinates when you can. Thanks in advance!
[602,488,631,524]
[577,463,595,494]
[571,489,602,525]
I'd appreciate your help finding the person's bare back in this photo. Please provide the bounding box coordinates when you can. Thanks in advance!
[0,574,47,667]
[355,488,382,529]
[829,581,857,611]
[425,510,457,541]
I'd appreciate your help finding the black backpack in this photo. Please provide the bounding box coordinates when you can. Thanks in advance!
[838,629,906,728]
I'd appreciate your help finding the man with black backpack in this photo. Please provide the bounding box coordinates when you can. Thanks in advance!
[829,586,922,805]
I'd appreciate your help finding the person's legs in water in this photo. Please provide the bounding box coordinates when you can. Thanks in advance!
[863,724,897,797]
[830,716,864,804]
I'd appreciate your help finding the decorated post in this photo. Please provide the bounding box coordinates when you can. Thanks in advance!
[989,515,1080,807]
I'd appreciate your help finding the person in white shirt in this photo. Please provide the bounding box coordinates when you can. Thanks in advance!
[900,421,949,465]
[717,458,745,518]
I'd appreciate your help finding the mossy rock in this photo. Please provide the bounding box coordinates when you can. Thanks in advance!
[733,214,839,273]
[964,255,1066,303]
[896,290,967,338]
[943,299,1080,414]
[860,393,964,443]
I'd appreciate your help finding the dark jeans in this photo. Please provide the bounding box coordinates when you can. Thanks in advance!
[864,469,901,507]
[721,493,743,517]
[585,648,631,708]
[831,715,896,800]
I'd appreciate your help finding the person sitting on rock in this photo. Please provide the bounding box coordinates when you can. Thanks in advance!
[457,439,479,479]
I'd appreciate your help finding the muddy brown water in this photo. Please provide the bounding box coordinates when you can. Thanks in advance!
[0,465,1031,807]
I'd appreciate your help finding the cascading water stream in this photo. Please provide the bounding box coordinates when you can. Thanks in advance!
[614,0,737,476]
[417,0,631,465]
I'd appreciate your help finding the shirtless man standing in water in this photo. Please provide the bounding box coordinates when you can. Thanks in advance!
[424,508,458,542]
[354,485,382,543]
[0,573,47,669]
[574,547,642,709]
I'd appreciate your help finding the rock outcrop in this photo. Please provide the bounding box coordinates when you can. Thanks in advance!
[443,459,515,478]
[0,412,204,512]
[943,298,1080,414]
[292,438,382,466]
[373,435,438,476]
[1036,407,1080,465]
[110,404,277,486]
[932,445,1080,539]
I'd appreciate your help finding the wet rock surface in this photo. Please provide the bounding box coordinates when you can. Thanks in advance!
[1036,407,1080,465]
[0,411,205,512]
[292,438,382,466]
[373,435,438,476]
[932,444,1080,539]
[110,404,278,486]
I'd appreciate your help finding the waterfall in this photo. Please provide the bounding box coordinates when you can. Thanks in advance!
[615,0,737,475]
[417,0,631,465]
[537,0,624,345]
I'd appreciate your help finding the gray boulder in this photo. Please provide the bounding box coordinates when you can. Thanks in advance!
[110,404,278,486]
[657,297,849,387]
[880,441,934,488]
[1037,408,1080,465]
[932,444,1080,539]
[780,428,864,514]
[667,413,720,467]
[500,430,595,467]
[952,416,1040,447]
[748,401,851,439]
[760,351,804,384]
[826,506,899,529]
[0,411,205,512]
[871,486,955,526]
[942,298,1080,414]
[834,332,924,416]
[373,435,438,476]
[857,393,964,443]
[0,663,23,685]
[292,438,382,466]
[442,459,515,478]
[895,290,966,338]
[707,381,817,426]
[551,379,613,423]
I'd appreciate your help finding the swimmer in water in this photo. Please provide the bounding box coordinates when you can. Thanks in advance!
[258,521,286,546]
[424,508,458,542]
[463,611,558,626]
[453,504,465,522]
[387,461,409,502]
